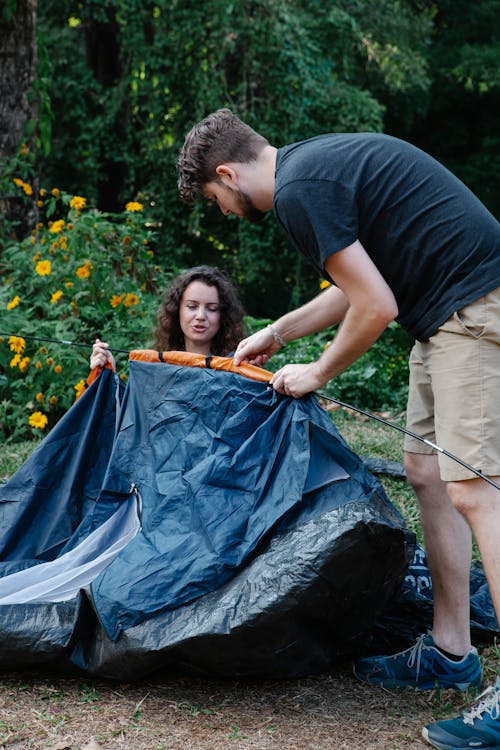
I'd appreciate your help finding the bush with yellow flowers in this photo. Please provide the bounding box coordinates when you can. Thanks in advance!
[0,183,173,441]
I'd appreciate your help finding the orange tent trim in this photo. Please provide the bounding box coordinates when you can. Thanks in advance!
[81,350,272,398]
[129,350,272,383]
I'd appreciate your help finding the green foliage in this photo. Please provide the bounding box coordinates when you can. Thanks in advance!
[1,0,18,22]
[391,0,500,218]
[35,0,435,317]
[0,183,173,441]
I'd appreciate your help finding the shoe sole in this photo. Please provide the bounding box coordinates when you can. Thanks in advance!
[421,726,452,750]
[353,669,481,691]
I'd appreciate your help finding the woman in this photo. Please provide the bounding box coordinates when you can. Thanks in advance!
[90,265,246,369]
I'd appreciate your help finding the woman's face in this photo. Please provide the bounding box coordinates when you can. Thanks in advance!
[179,280,221,355]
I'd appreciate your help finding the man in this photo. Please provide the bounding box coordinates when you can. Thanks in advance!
[177,108,500,749]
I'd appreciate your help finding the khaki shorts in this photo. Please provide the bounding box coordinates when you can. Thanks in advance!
[404,286,500,481]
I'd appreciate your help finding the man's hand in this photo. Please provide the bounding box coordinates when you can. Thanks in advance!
[270,362,325,398]
[233,327,281,366]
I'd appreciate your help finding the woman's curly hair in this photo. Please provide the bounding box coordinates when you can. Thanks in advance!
[152,266,246,355]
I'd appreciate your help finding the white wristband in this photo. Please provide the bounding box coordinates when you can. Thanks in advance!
[268,324,286,348]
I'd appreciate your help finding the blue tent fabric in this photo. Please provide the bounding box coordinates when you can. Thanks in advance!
[0,362,497,679]
[0,370,123,567]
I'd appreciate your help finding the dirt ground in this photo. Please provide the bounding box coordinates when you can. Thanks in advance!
[1,644,498,750]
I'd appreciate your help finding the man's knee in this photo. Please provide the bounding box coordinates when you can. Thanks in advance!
[404,452,437,491]
[446,477,497,519]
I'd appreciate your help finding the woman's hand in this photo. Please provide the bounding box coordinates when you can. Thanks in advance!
[90,339,116,371]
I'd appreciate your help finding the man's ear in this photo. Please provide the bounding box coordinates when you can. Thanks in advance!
[216,164,238,186]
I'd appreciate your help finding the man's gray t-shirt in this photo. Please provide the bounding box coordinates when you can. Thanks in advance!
[274,133,500,341]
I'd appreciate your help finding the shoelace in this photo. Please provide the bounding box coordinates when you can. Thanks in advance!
[404,633,428,677]
[463,684,500,726]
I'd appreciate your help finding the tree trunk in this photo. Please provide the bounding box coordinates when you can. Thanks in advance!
[0,0,38,238]
[84,8,125,212]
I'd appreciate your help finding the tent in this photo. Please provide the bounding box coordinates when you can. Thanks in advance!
[0,354,497,679]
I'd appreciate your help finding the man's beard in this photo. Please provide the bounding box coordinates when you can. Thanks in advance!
[236,189,266,223]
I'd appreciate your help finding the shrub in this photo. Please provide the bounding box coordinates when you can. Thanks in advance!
[0,182,172,440]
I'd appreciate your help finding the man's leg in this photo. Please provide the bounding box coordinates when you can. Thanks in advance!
[446,476,500,625]
[422,479,500,749]
[405,453,473,656]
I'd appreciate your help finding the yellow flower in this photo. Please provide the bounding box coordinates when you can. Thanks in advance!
[75,264,91,279]
[54,364,62,373]
[39,188,46,197]
[33,252,41,261]
[9,336,25,354]
[35,361,43,369]
[320,279,331,290]
[36,392,44,403]
[19,356,30,372]
[30,236,36,244]
[29,411,48,430]
[51,188,60,198]
[122,235,131,245]
[74,380,86,398]
[123,293,139,307]
[50,290,64,304]
[119,373,128,381]
[49,395,57,405]
[125,201,144,212]
[49,219,65,234]
[40,346,48,354]
[7,295,20,310]
[46,357,54,366]
[20,143,28,155]
[70,195,87,210]
[12,177,33,195]
[10,354,21,368]
[110,294,125,308]
[65,281,73,289]
[35,259,52,276]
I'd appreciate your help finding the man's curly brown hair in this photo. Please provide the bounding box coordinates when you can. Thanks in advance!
[177,108,269,203]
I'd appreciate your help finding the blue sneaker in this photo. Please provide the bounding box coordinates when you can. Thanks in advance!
[353,633,482,690]
[422,679,500,749]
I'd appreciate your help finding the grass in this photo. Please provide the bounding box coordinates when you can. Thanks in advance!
[0,439,40,483]
[0,407,498,750]
[326,405,423,543]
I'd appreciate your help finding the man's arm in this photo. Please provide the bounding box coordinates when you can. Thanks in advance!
[233,284,349,366]
[269,240,398,396]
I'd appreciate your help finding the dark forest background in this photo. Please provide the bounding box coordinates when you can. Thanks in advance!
[1,0,499,318]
